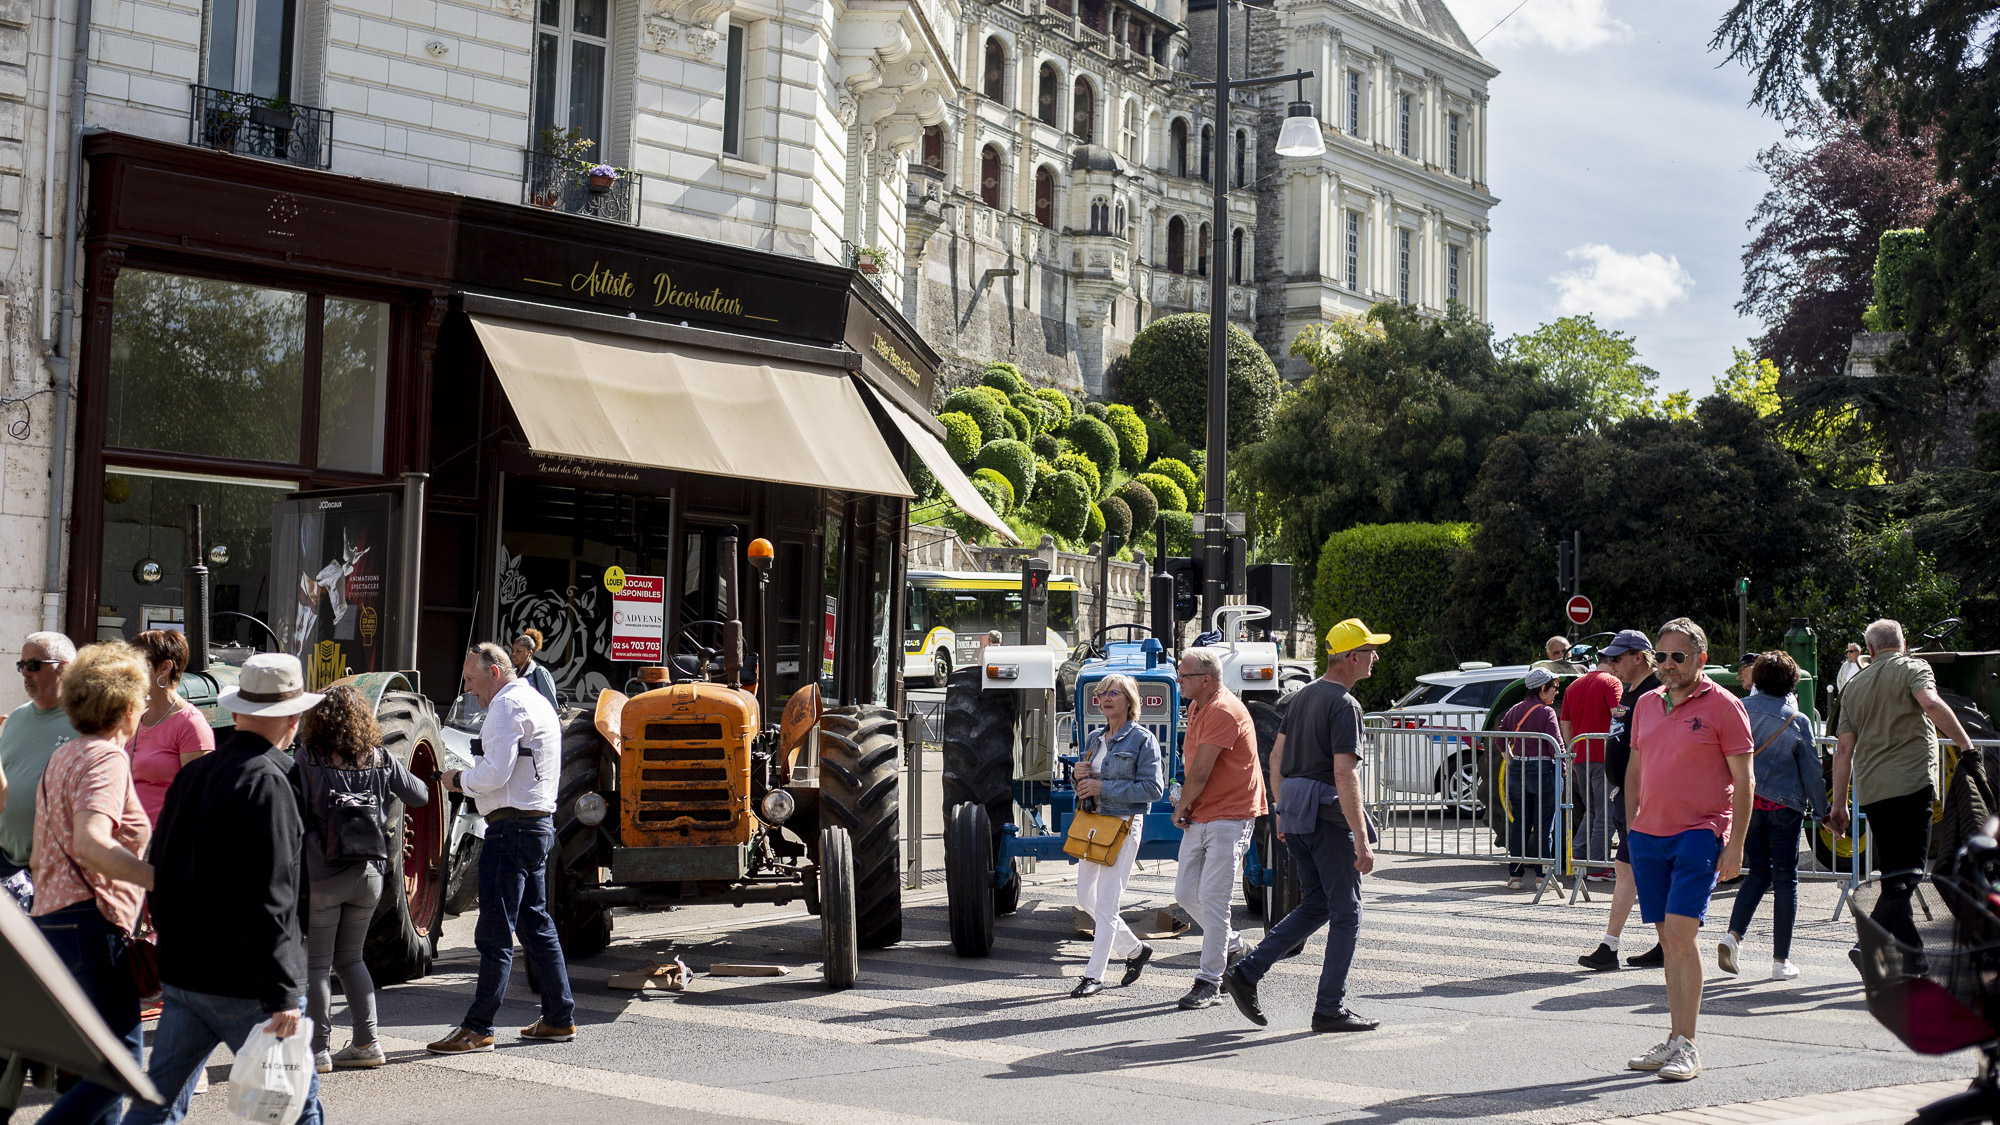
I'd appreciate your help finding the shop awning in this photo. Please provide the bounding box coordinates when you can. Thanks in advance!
[858,383,1018,545]
[470,315,914,498]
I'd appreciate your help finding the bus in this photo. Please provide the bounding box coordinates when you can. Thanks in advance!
[904,569,1080,687]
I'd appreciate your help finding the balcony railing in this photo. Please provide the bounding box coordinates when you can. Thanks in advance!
[523,152,642,224]
[189,86,333,170]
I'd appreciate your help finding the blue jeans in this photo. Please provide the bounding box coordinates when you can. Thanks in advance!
[123,984,323,1125]
[34,901,141,1125]
[1237,813,1363,1017]
[1506,759,1562,878]
[1726,806,1805,960]
[464,816,575,1034]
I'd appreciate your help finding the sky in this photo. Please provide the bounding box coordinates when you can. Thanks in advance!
[1441,0,1790,398]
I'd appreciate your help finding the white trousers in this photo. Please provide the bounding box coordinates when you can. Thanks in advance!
[1075,814,1145,980]
[1175,817,1254,983]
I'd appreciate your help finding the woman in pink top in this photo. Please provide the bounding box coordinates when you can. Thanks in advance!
[127,629,214,824]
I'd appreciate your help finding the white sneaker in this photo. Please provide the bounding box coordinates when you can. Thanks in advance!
[1771,959,1799,981]
[1717,934,1739,976]
[1657,1037,1701,1081]
[1628,1036,1681,1072]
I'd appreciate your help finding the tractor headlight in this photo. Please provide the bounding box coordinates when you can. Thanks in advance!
[759,789,796,825]
[987,664,1020,680]
[575,792,608,826]
[1246,666,1276,680]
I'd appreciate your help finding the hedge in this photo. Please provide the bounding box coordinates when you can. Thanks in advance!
[940,388,1006,445]
[1104,403,1150,471]
[1864,228,1931,333]
[1146,458,1199,505]
[976,439,1038,506]
[940,412,981,465]
[1033,387,1074,430]
[970,467,1015,512]
[1064,414,1121,480]
[1099,494,1133,544]
[1116,478,1159,540]
[982,363,1028,397]
[1055,451,1101,499]
[1133,471,1187,513]
[1314,522,1473,710]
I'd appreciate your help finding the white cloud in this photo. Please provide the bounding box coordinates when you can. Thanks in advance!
[1448,0,1631,52]
[1549,244,1695,320]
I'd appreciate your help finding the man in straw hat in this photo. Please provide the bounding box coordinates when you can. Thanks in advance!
[1222,618,1386,1034]
[128,653,326,1125]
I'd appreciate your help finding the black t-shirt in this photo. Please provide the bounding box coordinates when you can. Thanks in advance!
[1605,673,1660,790]
[1278,678,1362,784]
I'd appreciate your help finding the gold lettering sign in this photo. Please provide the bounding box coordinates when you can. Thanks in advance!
[541,260,770,322]
[871,331,922,387]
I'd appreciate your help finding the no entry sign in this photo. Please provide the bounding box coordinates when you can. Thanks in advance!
[610,574,666,662]
[1566,595,1594,626]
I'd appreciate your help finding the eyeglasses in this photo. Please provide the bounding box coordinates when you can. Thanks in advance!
[1180,670,1213,680]
[1656,651,1695,665]
[16,659,66,673]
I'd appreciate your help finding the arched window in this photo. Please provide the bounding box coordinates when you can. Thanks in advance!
[1034,166,1055,228]
[1037,63,1058,126]
[1166,215,1185,274]
[980,144,1001,208]
[1072,76,1095,142]
[1115,200,1127,239]
[983,38,1006,102]
[922,125,944,170]
[1231,228,1245,283]
[1197,222,1210,277]
[1169,118,1188,177]
[1090,195,1109,234]
[1200,124,1213,183]
[1234,129,1247,187]
[1121,99,1139,162]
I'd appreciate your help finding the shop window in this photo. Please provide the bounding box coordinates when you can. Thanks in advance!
[206,0,295,97]
[98,470,295,643]
[532,0,611,162]
[318,298,391,474]
[107,270,307,463]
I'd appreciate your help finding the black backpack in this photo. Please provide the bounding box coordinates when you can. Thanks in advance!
[306,752,390,865]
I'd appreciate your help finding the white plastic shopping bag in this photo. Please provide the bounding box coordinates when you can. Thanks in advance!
[226,1017,315,1125]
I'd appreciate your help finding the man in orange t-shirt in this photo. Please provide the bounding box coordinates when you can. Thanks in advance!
[1170,648,1268,1011]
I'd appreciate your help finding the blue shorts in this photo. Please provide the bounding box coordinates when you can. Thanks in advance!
[1629,828,1723,925]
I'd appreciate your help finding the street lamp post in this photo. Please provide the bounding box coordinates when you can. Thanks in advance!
[1194,1,1323,628]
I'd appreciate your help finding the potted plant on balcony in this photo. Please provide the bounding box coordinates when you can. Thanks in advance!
[586,164,619,193]
[531,126,597,208]
[250,95,297,132]
[855,245,889,274]
[203,97,247,150]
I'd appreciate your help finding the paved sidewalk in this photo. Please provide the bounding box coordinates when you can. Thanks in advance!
[1575,1079,1965,1124]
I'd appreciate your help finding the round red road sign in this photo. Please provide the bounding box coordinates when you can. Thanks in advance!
[1566,595,1593,626]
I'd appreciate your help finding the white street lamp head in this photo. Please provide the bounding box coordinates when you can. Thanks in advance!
[1275,101,1326,158]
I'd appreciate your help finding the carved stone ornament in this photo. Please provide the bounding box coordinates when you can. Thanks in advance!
[644,19,679,46]
[836,95,858,127]
[496,0,531,17]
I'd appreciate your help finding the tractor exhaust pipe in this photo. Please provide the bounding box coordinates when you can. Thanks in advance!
[721,526,743,690]
[184,504,211,674]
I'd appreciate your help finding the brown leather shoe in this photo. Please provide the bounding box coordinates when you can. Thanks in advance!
[425,1028,494,1054]
[519,1019,576,1042]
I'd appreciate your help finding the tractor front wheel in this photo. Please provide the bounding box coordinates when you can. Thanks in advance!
[549,713,614,959]
[363,690,448,986]
[942,667,1016,864]
[819,705,903,948]
[820,826,859,990]
[945,801,996,957]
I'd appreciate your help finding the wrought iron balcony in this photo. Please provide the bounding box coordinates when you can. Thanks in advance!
[523,151,641,224]
[189,86,333,170]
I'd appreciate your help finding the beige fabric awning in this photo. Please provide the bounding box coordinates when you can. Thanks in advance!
[471,315,913,498]
[858,383,1018,545]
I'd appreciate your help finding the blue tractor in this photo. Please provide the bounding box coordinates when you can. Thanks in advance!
[940,620,1301,956]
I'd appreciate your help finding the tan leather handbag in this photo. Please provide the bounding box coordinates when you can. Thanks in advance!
[1064,804,1131,866]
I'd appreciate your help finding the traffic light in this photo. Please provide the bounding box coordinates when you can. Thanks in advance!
[1162,556,1199,621]
[1020,557,1049,642]
[1222,536,1246,596]
[1557,538,1575,593]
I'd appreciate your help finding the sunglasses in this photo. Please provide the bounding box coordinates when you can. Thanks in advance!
[16,659,66,673]
[1656,651,1696,665]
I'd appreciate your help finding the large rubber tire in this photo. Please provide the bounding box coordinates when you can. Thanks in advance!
[1811,753,1871,873]
[820,705,903,948]
[933,651,952,688]
[363,690,448,986]
[945,801,996,957]
[1242,699,1281,915]
[941,667,1016,865]
[443,830,482,916]
[549,713,614,959]
[820,825,858,990]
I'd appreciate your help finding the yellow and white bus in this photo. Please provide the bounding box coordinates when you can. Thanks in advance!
[903,569,1081,687]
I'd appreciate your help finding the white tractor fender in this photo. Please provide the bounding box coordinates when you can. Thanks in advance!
[1194,641,1282,695]
[979,644,1056,690]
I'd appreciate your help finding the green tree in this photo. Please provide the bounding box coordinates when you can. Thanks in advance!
[1500,315,1659,427]
[1119,313,1283,452]
[1715,348,1884,486]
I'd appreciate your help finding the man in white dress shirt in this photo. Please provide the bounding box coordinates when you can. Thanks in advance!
[427,643,576,1053]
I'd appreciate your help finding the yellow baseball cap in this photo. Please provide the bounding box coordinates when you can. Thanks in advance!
[1324,618,1391,655]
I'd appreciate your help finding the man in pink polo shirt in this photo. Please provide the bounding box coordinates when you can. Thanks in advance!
[1622,617,1754,1083]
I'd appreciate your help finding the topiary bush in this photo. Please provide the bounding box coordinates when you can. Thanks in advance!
[1863,228,1932,333]
[975,439,1037,507]
[982,363,1028,397]
[910,458,940,504]
[1117,478,1159,540]
[1064,414,1120,480]
[1085,401,1109,420]
[939,411,982,465]
[1054,451,1101,499]
[1085,502,1106,544]
[1010,394,1050,435]
[1104,403,1149,471]
[940,388,1006,445]
[1034,455,1058,487]
[1003,405,1033,442]
[1099,494,1133,544]
[1144,418,1196,466]
[970,467,1016,512]
[1033,387,1074,430]
[1120,312,1284,451]
[1032,432,1061,460]
[1147,458,1199,506]
[1133,471,1187,513]
[1034,470,1094,542]
[1316,522,1473,709]
[1157,509,1193,555]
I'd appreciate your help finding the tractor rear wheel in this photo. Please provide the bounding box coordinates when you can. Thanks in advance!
[820,826,859,990]
[363,690,448,986]
[942,667,1015,863]
[1241,698,1300,925]
[549,713,614,959]
[443,830,481,916]
[945,801,996,957]
[820,705,903,948]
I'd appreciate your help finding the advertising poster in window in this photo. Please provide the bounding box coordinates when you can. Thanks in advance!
[271,490,396,691]
[607,569,666,663]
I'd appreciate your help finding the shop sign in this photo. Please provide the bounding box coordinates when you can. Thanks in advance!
[822,596,838,680]
[843,294,938,423]
[609,573,665,663]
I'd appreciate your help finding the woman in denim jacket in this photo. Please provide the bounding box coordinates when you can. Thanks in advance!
[1070,673,1165,997]
[1720,652,1830,981]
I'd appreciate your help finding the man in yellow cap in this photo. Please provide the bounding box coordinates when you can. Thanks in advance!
[1222,618,1385,1033]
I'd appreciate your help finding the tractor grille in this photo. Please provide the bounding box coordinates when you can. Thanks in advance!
[621,702,750,846]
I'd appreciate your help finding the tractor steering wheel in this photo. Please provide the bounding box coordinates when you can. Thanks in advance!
[674,619,728,676]
[1914,617,1963,652]
[1087,622,1154,661]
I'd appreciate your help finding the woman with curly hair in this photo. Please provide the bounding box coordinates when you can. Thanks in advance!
[297,685,428,1073]
[511,629,559,709]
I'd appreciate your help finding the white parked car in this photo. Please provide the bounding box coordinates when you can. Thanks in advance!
[1376,662,1536,812]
